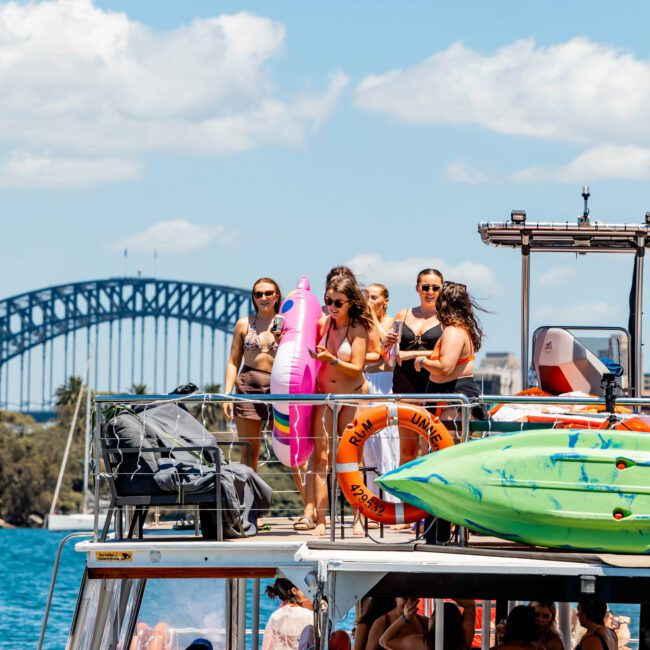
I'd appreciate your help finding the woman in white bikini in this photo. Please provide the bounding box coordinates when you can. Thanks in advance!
[363,283,400,504]
[223,277,281,471]
[296,274,372,537]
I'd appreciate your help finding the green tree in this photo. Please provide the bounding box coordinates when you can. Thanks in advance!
[128,384,148,395]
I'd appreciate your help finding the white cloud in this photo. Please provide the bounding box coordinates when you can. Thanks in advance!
[512,144,650,183]
[356,38,650,145]
[345,254,496,293]
[537,267,578,288]
[0,150,141,187]
[534,302,620,324]
[116,220,227,254]
[446,144,650,184]
[0,1,347,158]
[444,160,495,184]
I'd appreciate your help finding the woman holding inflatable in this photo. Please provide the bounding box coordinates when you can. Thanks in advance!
[305,274,372,536]
[223,277,281,471]
[384,269,444,464]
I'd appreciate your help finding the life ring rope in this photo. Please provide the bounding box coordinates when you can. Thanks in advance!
[336,402,454,525]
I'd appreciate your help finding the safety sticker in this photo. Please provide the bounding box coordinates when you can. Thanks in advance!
[95,551,133,562]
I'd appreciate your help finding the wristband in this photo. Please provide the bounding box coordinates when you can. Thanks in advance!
[401,614,408,624]
[330,357,339,366]
[418,356,426,367]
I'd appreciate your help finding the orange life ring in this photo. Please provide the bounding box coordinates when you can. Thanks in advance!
[336,402,454,524]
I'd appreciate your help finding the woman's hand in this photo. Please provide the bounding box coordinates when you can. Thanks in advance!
[383,329,399,348]
[222,401,233,420]
[403,598,419,621]
[315,345,336,364]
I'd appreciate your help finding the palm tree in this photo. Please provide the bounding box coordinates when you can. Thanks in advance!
[55,376,84,407]
[128,384,148,395]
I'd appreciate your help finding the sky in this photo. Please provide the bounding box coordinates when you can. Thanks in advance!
[2,0,650,393]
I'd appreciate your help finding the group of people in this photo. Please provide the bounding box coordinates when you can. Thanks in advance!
[223,266,487,536]
[261,578,622,650]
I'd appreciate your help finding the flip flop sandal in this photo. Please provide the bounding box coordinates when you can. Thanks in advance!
[293,516,316,531]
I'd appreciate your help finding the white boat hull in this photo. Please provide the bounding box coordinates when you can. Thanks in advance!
[46,513,109,531]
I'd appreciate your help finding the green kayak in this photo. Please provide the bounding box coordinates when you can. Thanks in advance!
[376,429,650,553]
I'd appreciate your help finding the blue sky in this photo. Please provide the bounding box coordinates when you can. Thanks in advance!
[2,0,650,392]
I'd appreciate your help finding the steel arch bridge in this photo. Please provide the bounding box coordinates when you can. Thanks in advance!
[0,277,252,412]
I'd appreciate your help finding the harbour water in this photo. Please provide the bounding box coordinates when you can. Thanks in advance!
[0,529,640,649]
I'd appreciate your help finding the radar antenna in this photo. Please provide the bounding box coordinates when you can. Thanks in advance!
[578,185,590,225]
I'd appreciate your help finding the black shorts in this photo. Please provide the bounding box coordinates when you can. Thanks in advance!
[425,376,488,420]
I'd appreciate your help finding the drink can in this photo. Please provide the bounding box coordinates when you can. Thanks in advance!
[271,314,285,334]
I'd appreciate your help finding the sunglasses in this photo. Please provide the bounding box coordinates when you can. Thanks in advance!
[254,290,276,299]
[420,284,441,292]
[324,297,349,308]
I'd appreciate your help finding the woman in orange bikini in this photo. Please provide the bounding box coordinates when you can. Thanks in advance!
[299,274,372,537]
[415,281,487,420]
[223,277,281,470]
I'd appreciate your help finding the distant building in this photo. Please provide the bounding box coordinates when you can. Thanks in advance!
[476,352,521,396]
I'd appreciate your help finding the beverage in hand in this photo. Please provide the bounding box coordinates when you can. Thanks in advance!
[382,319,403,366]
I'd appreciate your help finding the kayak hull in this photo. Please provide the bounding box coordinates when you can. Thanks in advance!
[376,429,650,553]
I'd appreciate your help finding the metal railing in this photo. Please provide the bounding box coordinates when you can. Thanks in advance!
[91,391,650,543]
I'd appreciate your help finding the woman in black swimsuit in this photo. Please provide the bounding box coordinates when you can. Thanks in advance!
[385,268,443,464]
[575,601,617,650]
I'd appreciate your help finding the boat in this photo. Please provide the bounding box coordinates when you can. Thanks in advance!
[38,191,650,649]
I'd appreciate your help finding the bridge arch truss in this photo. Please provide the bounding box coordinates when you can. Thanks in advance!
[0,278,252,411]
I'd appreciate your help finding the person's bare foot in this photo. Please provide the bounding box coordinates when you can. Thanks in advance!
[312,522,327,537]
[352,519,365,537]
[391,523,411,531]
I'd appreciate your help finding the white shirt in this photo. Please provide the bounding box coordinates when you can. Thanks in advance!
[262,605,314,650]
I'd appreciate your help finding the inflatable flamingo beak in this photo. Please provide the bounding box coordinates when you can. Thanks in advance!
[297,276,310,290]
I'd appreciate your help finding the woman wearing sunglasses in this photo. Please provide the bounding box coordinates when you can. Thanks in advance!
[415,281,487,418]
[223,277,282,471]
[304,274,372,536]
[383,268,444,465]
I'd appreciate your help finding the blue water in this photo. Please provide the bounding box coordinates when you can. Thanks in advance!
[0,529,640,649]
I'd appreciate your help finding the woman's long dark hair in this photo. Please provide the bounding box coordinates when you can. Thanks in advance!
[326,265,356,285]
[436,282,485,351]
[251,277,282,314]
[326,275,373,331]
[265,578,300,605]
[503,606,537,644]
[426,603,466,650]
[356,596,396,626]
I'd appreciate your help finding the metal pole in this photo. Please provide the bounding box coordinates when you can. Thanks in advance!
[42,341,47,409]
[26,347,31,411]
[635,241,644,399]
[37,532,91,650]
[131,317,136,389]
[434,599,445,650]
[153,317,159,394]
[200,325,205,388]
[330,403,339,542]
[237,578,247,649]
[164,317,169,390]
[521,235,531,389]
[481,601,491,650]
[83,355,92,515]
[72,329,77,378]
[558,602,571,650]
[49,337,54,408]
[64,332,69,382]
[117,319,123,392]
[94,402,102,541]
[140,316,145,386]
[177,319,182,385]
[252,578,261,649]
[94,322,99,391]
[108,321,114,392]
[187,322,192,383]
[211,327,216,383]
[19,352,24,411]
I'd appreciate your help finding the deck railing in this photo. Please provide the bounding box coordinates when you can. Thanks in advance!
[92,391,650,543]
